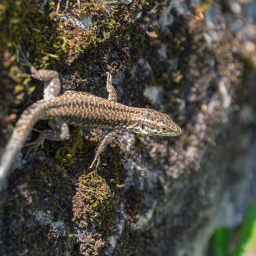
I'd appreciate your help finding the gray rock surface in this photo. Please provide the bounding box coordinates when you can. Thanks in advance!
[0,0,256,255]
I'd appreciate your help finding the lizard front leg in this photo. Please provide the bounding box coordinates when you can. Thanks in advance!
[89,73,117,170]
[89,130,115,170]
[105,72,117,102]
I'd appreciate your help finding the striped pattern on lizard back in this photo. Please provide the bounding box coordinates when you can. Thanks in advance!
[41,90,181,136]
[41,91,149,131]
[28,91,180,135]
[0,51,182,192]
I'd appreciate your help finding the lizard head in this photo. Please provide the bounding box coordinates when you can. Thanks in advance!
[128,109,182,136]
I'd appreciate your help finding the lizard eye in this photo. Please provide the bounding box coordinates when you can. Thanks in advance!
[142,125,145,130]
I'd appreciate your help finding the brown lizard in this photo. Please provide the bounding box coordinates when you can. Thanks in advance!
[0,50,181,191]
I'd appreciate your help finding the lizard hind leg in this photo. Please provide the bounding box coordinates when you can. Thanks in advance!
[24,130,46,158]
[25,119,70,158]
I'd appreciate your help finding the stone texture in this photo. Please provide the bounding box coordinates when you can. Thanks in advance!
[0,0,256,255]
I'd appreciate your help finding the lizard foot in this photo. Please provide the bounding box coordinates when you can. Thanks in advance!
[19,48,32,68]
[88,130,115,171]
[19,57,30,68]
[24,133,45,159]
[18,48,39,75]
[89,156,100,172]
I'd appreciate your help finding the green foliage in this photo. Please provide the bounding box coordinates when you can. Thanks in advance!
[209,201,256,256]
[210,229,233,256]
[233,201,256,256]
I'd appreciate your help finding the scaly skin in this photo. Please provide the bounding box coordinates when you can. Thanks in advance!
[0,51,181,191]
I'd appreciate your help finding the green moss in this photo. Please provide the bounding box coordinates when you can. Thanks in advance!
[2,0,242,254]
[55,128,84,166]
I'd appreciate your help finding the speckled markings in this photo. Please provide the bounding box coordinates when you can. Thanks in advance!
[0,50,181,192]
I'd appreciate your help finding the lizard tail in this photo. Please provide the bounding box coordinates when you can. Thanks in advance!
[0,100,48,192]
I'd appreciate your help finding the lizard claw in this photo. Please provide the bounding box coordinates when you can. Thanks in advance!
[19,56,32,70]
[24,134,45,158]
[32,128,41,133]
[18,47,37,73]
[18,48,29,65]
[89,156,100,172]
[25,144,37,159]
[20,58,29,67]
[101,72,111,77]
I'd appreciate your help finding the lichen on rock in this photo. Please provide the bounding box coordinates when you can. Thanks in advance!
[0,0,256,255]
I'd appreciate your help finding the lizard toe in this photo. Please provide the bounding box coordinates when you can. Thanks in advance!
[89,155,100,170]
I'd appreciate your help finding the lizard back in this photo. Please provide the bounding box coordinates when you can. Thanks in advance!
[42,91,148,131]
[0,89,181,191]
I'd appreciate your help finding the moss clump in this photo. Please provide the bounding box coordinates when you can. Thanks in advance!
[0,0,230,255]
[54,127,84,166]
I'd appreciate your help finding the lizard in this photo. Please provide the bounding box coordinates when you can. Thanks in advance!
[0,49,182,192]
